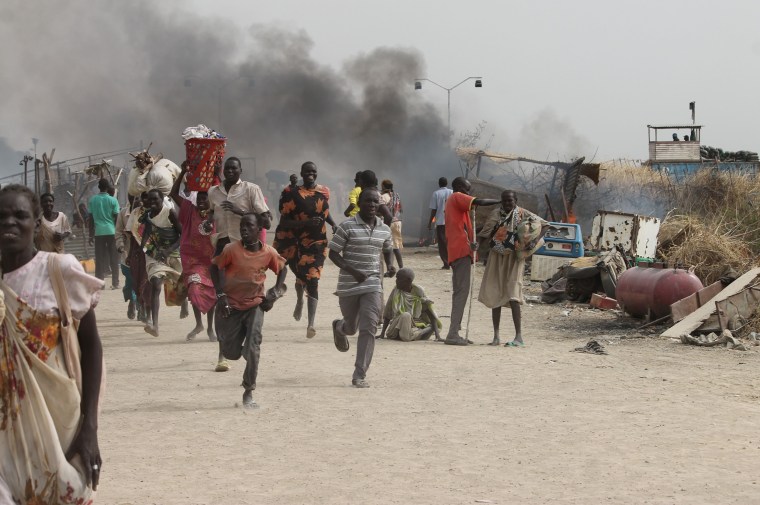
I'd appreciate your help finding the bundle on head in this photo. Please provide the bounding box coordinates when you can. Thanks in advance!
[130,143,162,173]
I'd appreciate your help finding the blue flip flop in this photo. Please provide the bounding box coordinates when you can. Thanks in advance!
[505,341,525,347]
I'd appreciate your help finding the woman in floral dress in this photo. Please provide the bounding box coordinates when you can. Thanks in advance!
[0,184,104,504]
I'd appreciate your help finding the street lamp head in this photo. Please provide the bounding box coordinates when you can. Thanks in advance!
[474,79,482,88]
[414,81,422,90]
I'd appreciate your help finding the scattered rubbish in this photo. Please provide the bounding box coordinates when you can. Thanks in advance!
[541,247,626,304]
[540,276,567,304]
[679,329,746,350]
[678,328,755,351]
[561,310,572,317]
[572,340,608,355]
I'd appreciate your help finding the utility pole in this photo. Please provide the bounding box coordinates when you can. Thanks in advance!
[32,138,39,194]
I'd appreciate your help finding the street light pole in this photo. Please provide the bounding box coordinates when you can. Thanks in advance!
[19,154,33,187]
[414,76,483,148]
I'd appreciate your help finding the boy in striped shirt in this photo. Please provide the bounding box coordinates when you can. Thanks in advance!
[329,188,396,388]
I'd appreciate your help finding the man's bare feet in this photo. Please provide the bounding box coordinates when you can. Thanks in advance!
[306,326,316,339]
[488,337,501,346]
[143,324,159,337]
[179,302,189,319]
[242,390,259,409]
[186,325,204,341]
[293,299,303,321]
[207,328,217,342]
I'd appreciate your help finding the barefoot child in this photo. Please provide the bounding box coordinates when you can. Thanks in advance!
[210,214,287,408]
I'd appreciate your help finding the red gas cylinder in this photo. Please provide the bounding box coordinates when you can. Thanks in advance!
[615,264,704,319]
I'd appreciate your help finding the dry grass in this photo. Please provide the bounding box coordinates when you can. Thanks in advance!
[656,214,752,285]
[657,170,760,284]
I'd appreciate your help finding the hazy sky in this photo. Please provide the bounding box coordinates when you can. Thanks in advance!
[2,0,759,171]
[185,0,760,160]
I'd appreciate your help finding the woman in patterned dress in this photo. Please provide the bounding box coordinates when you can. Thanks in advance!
[273,161,336,339]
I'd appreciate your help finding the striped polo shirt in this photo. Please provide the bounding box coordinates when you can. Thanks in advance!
[329,213,392,296]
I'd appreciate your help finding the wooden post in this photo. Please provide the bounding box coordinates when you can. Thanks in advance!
[34,158,40,195]
[560,189,570,223]
[69,182,90,258]
[544,193,556,222]
[42,149,55,194]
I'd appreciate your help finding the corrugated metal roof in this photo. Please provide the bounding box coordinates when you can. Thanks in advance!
[647,125,703,129]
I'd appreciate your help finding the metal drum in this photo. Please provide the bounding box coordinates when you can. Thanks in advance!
[616,265,703,319]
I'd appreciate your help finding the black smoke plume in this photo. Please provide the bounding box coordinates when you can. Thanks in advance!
[1,1,455,236]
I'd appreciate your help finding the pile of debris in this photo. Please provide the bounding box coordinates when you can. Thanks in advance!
[662,268,760,350]
[520,162,760,353]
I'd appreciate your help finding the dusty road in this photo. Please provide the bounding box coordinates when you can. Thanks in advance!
[95,248,760,505]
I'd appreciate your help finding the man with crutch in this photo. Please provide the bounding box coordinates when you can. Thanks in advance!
[443,177,499,346]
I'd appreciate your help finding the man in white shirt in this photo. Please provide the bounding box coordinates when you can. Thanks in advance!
[206,157,270,249]
[428,177,453,269]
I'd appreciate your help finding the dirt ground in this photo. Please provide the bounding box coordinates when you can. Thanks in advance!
[95,248,760,505]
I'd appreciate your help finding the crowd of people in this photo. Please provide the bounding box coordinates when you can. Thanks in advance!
[0,156,548,502]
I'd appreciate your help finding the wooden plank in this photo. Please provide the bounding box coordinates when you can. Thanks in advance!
[661,267,760,338]
[697,281,724,306]
[670,295,699,323]
[670,281,723,323]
